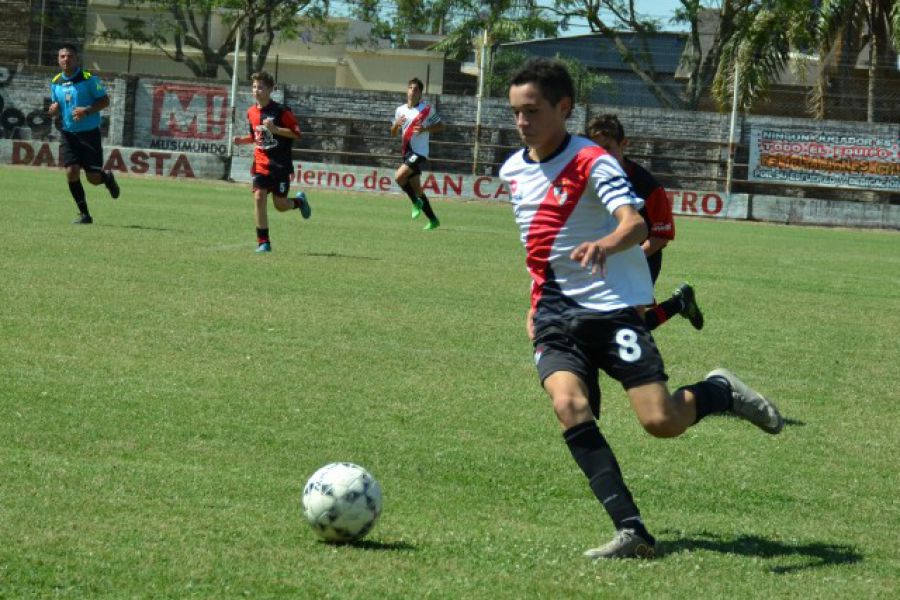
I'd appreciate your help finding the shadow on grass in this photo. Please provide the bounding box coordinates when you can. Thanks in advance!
[322,539,415,552]
[659,530,861,573]
[783,416,806,427]
[305,252,381,261]
[100,224,181,233]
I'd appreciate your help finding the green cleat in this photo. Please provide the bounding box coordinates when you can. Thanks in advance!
[424,218,440,231]
[411,198,423,219]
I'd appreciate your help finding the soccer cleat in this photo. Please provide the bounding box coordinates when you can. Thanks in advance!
[255,241,272,253]
[424,218,440,231]
[411,198,423,219]
[707,368,784,434]
[72,213,93,224]
[673,283,704,330]
[295,191,311,219]
[584,528,656,560]
[105,171,120,199]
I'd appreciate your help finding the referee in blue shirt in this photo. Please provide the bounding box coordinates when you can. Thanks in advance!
[48,44,120,224]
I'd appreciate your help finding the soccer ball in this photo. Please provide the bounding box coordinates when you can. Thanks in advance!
[302,462,383,543]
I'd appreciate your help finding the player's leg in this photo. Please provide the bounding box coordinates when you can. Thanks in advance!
[395,163,423,217]
[60,132,91,223]
[408,173,439,230]
[272,175,312,219]
[536,323,654,559]
[79,130,119,198]
[253,183,271,252]
[645,283,704,331]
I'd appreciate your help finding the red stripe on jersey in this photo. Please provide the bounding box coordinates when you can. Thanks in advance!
[526,146,605,309]
[402,104,431,156]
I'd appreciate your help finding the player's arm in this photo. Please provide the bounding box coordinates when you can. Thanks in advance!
[640,186,674,257]
[232,133,254,145]
[571,205,647,276]
[47,88,59,117]
[263,116,300,139]
[418,121,445,135]
[71,95,109,122]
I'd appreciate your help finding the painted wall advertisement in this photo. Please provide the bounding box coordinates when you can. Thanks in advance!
[749,126,900,191]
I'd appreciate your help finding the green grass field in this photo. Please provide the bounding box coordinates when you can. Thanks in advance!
[1,165,898,598]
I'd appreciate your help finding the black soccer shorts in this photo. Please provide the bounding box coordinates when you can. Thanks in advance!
[251,172,292,197]
[533,307,668,417]
[60,128,104,172]
[402,150,428,176]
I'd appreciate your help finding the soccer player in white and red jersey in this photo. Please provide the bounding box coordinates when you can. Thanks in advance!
[232,71,311,253]
[391,77,445,230]
[501,58,784,559]
[587,114,704,331]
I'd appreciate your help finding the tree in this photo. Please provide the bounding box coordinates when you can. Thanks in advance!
[548,1,816,111]
[100,0,328,79]
[807,0,899,122]
[429,0,559,61]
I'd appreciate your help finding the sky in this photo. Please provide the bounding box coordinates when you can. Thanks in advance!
[329,1,692,34]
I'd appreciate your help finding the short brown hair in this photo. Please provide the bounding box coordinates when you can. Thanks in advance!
[250,71,275,88]
[587,114,625,143]
[408,77,424,92]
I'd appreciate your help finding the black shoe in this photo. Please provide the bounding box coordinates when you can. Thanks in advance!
[673,283,704,330]
[105,171,120,199]
[73,213,93,224]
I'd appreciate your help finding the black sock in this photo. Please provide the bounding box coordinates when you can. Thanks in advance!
[68,180,89,215]
[644,295,682,330]
[685,376,733,424]
[400,183,418,204]
[256,228,269,243]
[418,194,437,221]
[564,421,654,544]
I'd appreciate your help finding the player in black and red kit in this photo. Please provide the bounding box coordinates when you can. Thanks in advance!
[588,114,704,331]
[232,71,311,253]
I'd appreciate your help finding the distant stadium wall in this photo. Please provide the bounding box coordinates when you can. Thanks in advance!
[1,67,898,229]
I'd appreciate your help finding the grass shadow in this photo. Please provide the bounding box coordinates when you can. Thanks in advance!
[305,252,381,261]
[659,530,862,573]
[100,224,181,233]
[321,539,415,552]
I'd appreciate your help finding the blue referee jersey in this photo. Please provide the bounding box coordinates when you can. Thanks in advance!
[50,68,107,133]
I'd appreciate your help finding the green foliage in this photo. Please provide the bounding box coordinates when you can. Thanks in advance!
[1,166,899,597]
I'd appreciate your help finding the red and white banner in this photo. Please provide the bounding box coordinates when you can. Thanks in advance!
[230,156,745,218]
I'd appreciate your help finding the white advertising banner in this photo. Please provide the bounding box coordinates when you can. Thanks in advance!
[749,127,900,191]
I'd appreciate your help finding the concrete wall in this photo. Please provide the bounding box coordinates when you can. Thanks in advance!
[1,65,897,229]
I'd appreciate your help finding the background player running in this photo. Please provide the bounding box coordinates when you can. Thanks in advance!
[232,71,311,253]
[391,77,444,231]
[587,114,703,331]
[48,43,120,224]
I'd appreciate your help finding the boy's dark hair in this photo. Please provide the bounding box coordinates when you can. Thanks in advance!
[59,43,78,55]
[587,114,626,143]
[508,58,575,117]
[408,77,424,92]
[251,71,275,88]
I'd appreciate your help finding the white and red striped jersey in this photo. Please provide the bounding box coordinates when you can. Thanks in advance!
[394,101,441,157]
[500,135,654,316]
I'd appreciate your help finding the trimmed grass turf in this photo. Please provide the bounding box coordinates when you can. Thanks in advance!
[1,165,898,598]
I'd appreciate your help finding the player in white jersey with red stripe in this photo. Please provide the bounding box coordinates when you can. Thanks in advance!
[501,58,784,560]
[391,77,444,230]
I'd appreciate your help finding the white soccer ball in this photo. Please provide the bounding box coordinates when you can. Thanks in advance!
[302,462,383,543]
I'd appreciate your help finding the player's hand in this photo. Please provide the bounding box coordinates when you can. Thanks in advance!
[570,241,608,277]
[47,102,59,117]
[263,117,277,132]
[72,106,88,121]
